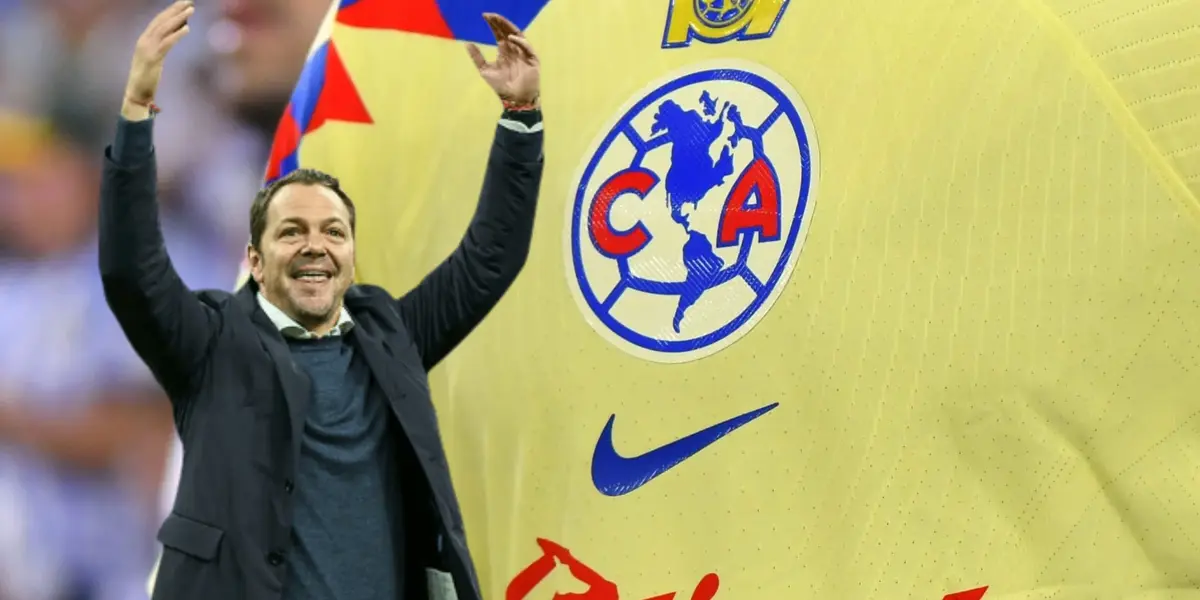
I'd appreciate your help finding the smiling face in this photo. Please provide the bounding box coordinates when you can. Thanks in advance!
[248,181,355,333]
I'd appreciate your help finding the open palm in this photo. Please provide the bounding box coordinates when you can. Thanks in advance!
[466,13,540,107]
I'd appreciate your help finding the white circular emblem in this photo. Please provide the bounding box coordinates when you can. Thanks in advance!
[566,60,820,363]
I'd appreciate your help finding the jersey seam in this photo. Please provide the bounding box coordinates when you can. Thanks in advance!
[1019,0,1200,227]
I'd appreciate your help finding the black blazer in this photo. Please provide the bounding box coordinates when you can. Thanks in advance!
[99,113,543,600]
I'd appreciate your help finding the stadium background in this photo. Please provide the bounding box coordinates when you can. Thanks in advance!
[4,0,1200,599]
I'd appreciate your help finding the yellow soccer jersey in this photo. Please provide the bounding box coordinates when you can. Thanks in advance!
[255,0,1200,597]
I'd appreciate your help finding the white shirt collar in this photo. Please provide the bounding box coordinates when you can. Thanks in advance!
[256,292,354,339]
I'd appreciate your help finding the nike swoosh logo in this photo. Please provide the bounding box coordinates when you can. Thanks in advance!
[591,402,779,496]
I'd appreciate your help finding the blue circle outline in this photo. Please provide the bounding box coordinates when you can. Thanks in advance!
[571,67,813,355]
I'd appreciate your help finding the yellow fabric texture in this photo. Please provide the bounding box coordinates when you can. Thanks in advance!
[201,0,1200,597]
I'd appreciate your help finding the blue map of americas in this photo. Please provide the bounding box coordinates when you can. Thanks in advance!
[651,91,754,333]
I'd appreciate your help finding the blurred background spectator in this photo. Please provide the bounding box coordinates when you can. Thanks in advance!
[0,0,327,597]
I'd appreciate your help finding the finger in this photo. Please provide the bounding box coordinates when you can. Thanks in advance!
[497,40,516,62]
[490,13,523,37]
[159,4,195,39]
[507,34,538,63]
[149,3,191,42]
[162,23,191,52]
[149,1,193,37]
[482,13,507,44]
[501,40,521,63]
[498,38,521,62]
[465,43,489,70]
[489,21,508,46]
[144,3,177,36]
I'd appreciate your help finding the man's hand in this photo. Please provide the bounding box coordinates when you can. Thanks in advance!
[466,13,541,109]
[122,0,194,120]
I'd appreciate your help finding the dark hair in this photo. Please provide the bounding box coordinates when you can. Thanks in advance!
[249,168,357,250]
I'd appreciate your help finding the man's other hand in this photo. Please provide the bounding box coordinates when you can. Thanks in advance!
[123,0,194,119]
[466,13,541,109]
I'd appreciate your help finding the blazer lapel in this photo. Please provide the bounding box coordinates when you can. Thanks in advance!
[345,315,431,443]
[347,323,399,402]
[345,301,449,481]
[237,285,312,461]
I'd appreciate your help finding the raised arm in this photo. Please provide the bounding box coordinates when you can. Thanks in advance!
[396,13,544,370]
[396,112,544,370]
[99,1,219,405]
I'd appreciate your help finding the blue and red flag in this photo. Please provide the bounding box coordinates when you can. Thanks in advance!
[263,0,549,184]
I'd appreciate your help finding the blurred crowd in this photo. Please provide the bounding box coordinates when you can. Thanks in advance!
[0,0,331,598]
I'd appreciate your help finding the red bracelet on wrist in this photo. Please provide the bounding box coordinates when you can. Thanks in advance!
[502,98,539,112]
[127,96,162,115]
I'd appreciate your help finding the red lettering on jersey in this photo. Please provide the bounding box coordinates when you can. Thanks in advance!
[505,538,718,600]
[506,536,978,600]
[588,168,658,258]
[507,538,618,600]
[943,586,988,600]
[717,157,781,247]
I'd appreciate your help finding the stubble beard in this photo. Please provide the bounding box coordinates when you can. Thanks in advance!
[287,285,341,330]
[264,274,338,331]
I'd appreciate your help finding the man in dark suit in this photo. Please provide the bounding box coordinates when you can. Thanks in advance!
[99,3,543,599]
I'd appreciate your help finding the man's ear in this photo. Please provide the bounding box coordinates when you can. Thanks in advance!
[247,244,265,284]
